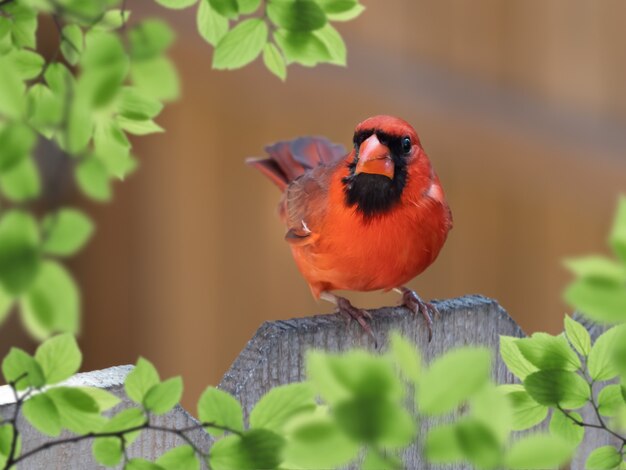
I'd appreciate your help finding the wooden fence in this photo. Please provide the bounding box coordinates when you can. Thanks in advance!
[0,295,610,469]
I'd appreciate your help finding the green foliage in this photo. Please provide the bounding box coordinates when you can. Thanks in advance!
[586,446,623,470]
[418,346,491,415]
[565,197,626,322]
[197,386,244,436]
[503,434,573,469]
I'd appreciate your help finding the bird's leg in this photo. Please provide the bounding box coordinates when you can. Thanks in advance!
[394,286,438,342]
[320,292,376,344]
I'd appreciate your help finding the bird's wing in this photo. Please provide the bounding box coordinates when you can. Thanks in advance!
[247,136,346,191]
[280,163,336,246]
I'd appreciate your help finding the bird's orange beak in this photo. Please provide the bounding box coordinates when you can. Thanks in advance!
[355,134,394,180]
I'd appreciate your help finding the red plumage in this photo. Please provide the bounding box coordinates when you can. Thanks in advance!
[248,115,452,332]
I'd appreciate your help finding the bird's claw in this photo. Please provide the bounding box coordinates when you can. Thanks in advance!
[399,287,437,342]
[335,297,377,346]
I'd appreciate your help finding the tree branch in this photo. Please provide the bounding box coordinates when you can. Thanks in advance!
[8,418,239,467]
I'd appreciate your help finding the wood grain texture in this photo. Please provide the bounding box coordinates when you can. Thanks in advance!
[220,295,524,469]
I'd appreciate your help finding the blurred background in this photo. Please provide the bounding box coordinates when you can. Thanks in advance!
[2,0,626,408]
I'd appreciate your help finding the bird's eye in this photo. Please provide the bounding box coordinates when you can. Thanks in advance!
[401,137,412,154]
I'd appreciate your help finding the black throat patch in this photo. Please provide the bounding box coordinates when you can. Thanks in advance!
[342,129,409,218]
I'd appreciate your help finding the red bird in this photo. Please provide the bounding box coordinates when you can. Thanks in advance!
[247,115,452,341]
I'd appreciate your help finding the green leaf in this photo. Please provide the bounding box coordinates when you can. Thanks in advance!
[425,423,464,464]
[2,347,45,390]
[47,386,104,434]
[209,0,238,18]
[61,24,83,65]
[75,157,112,202]
[130,19,175,60]
[93,119,134,179]
[41,209,94,257]
[155,0,197,9]
[267,0,326,31]
[93,437,123,466]
[313,23,346,65]
[125,357,160,404]
[144,376,183,415]
[0,210,40,294]
[8,49,44,79]
[550,410,584,447]
[0,157,41,202]
[64,94,94,153]
[156,445,199,470]
[80,387,121,412]
[501,386,548,431]
[116,116,164,136]
[197,0,229,46]
[470,385,511,443]
[418,346,491,415]
[45,62,74,97]
[22,392,62,436]
[505,434,574,469]
[317,0,356,14]
[0,424,19,468]
[588,326,624,381]
[131,57,180,101]
[325,2,364,21]
[308,350,403,403]
[598,384,625,417]
[249,382,315,432]
[610,196,626,263]
[117,87,163,120]
[564,278,626,323]
[523,370,589,408]
[93,9,132,31]
[515,333,581,371]
[4,3,37,48]
[102,407,146,433]
[274,29,331,66]
[0,123,35,173]
[197,386,243,436]
[565,256,626,284]
[586,446,622,470]
[335,397,414,447]
[126,459,165,470]
[80,31,129,108]
[389,332,421,383]
[0,56,26,118]
[0,283,12,325]
[281,412,359,469]
[362,450,402,470]
[564,315,592,356]
[27,84,63,137]
[20,261,80,340]
[455,419,502,469]
[213,19,267,70]
[35,333,82,384]
[262,43,286,80]
[210,429,285,470]
[237,0,260,14]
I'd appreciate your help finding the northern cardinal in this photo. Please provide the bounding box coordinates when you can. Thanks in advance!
[247,115,452,341]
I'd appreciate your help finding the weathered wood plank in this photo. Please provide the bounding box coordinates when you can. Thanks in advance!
[220,294,525,469]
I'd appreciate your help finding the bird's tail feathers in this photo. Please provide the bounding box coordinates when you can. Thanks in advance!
[246,136,346,191]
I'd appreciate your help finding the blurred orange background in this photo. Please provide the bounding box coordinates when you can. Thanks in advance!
[2,0,625,408]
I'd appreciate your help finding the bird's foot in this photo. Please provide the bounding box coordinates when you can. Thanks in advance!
[396,286,437,342]
[321,292,377,346]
